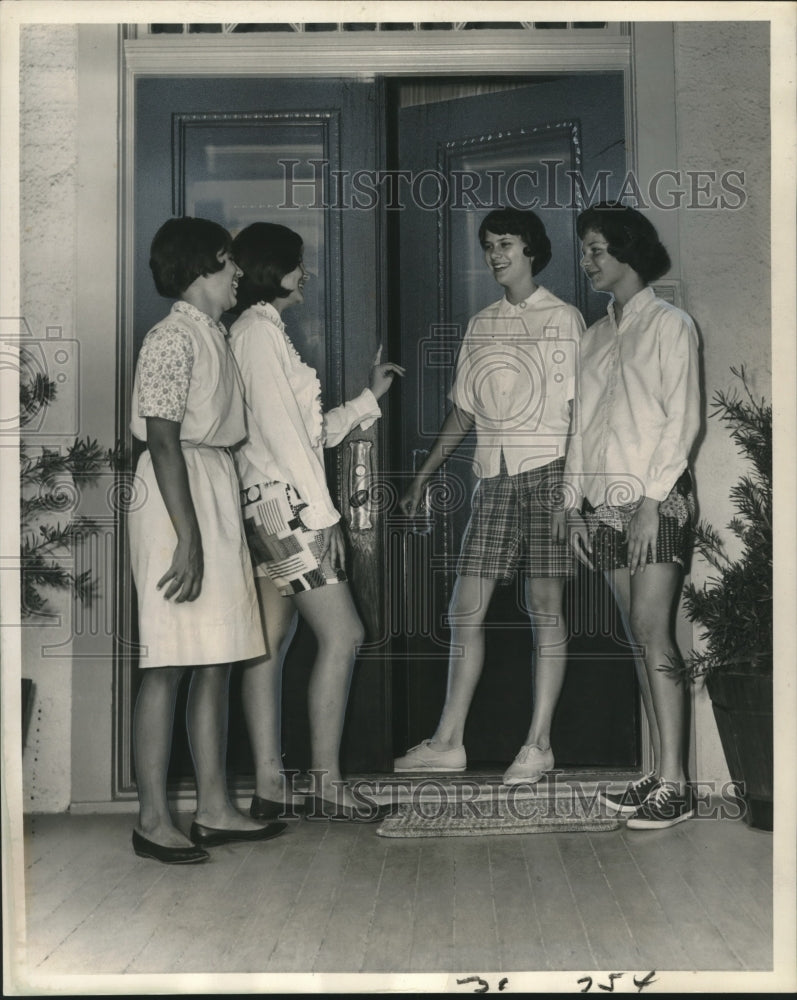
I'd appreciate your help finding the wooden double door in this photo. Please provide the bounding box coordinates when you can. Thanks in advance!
[125,71,640,785]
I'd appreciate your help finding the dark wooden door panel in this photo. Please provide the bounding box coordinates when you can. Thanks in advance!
[127,76,390,786]
[391,75,641,768]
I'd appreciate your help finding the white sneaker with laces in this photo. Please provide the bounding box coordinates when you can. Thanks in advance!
[502,744,555,785]
[393,739,467,772]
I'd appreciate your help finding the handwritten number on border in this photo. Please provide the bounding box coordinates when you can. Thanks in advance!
[578,971,657,993]
[456,976,510,993]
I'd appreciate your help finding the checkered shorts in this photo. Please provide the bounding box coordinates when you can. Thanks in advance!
[583,470,696,571]
[457,457,574,584]
[240,481,346,596]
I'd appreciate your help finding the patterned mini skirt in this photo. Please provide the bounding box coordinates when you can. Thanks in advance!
[241,481,346,596]
[582,470,695,571]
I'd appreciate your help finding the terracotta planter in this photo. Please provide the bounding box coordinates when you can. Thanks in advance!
[706,670,773,831]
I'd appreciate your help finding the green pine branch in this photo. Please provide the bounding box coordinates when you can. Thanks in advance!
[19,370,57,427]
[669,366,773,683]
[19,371,115,617]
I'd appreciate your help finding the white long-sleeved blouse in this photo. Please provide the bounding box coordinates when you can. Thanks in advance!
[565,286,700,508]
[230,302,381,529]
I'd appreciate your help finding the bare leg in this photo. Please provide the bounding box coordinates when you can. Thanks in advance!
[291,583,365,805]
[240,574,298,801]
[187,663,266,831]
[133,666,192,847]
[605,568,662,774]
[628,563,688,787]
[522,576,568,750]
[430,575,498,749]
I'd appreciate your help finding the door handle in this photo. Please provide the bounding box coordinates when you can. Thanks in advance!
[348,439,373,531]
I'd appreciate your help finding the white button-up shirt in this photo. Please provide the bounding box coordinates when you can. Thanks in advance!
[230,302,381,529]
[565,286,700,507]
[450,287,585,478]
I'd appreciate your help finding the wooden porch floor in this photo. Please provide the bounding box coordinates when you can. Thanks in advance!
[15,799,773,989]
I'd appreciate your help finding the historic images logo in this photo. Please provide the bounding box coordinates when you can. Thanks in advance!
[279,159,748,212]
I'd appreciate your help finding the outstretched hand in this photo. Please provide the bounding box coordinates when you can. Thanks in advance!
[369,361,405,400]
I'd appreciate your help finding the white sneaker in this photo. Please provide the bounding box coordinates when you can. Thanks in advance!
[393,739,467,772]
[502,744,555,785]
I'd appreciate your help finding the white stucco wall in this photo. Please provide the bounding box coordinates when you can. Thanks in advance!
[674,20,771,787]
[19,24,79,812]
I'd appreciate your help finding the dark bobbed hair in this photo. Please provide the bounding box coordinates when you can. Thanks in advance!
[231,223,304,312]
[477,207,552,275]
[576,202,671,283]
[149,217,232,299]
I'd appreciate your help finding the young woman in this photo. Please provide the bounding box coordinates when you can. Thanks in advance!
[395,207,585,785]
[229,222,403,821]
[566,202,701,829]
[128,217,286,864]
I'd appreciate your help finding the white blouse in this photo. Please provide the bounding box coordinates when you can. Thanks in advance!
[230,302,381,529]
[565,286,700,508]
[131,300,247,447]
[450,287,585,478]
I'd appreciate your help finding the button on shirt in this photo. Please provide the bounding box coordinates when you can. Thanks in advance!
[450,287,585,478]
[565,286,700,508]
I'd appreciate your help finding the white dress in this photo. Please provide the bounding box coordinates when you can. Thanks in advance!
[128,301,265,668]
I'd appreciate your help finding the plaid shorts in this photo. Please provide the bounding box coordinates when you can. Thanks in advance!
[457,457,574,584]
[240,481,346,596]
[583,470,696,571]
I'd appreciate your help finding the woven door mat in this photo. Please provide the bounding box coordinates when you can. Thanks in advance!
[376,792,620,838]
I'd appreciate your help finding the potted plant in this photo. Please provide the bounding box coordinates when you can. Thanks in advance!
[676,365,772,831]
[19,351,120,618]
[19,350,119,741]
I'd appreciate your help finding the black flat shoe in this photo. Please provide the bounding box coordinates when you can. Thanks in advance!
[302,795,394,823]
[132,829,209,865]
[250,795,288,820]
[190,821,287,847]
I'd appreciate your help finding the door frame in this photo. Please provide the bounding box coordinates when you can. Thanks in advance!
[111,22,685,797]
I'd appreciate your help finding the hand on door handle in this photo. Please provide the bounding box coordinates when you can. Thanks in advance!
[400,480,433,535]
[402,449,433,534]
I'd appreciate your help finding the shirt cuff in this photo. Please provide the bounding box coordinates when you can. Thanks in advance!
[643,484,671,503]
[298,502,341,531]
[348,387,382,430]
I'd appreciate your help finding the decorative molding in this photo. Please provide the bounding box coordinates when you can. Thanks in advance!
[131,23,625,37]
[114,26,138,798]
[168,108,339,216]
[123,32,631,76]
